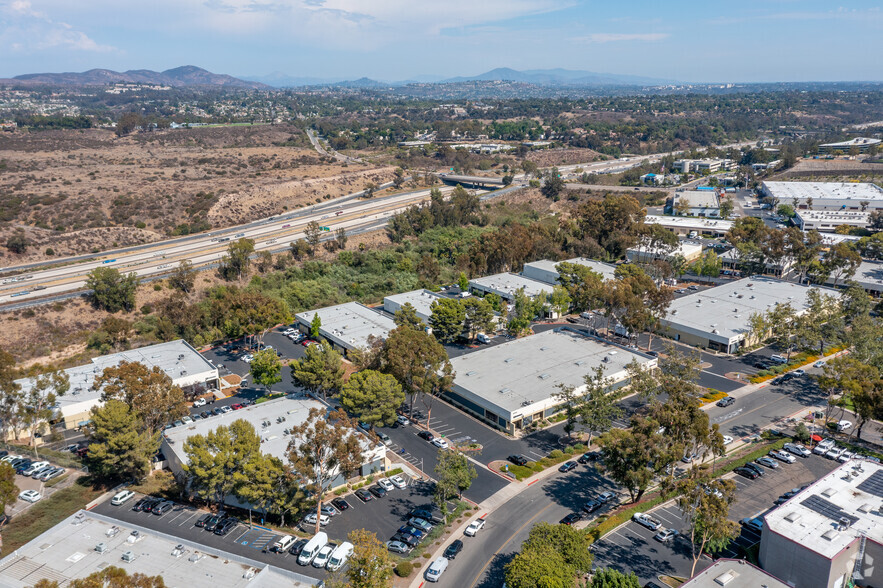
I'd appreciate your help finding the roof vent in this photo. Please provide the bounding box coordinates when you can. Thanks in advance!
[714,571,737,586]
[608,351,617,355]
[821,487,837,498]
[500,388,511,394]
[465,371,477,377]
[784,511,801,523]
[822,529,840,541]
[538,373,550,380]
[504,357,515,363]
[858,503,873,514]
[575,360,586,366]
[540,346,550,351]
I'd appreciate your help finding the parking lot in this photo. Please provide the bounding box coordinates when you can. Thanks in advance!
[91,479,444,581]
[1,452,74,517]
[590,453,841,586]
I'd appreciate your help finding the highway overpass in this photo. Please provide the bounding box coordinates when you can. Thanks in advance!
[438,174,506,189]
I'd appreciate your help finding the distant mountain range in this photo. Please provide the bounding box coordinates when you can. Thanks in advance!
[8,66,267,89]
[244,67,676,88]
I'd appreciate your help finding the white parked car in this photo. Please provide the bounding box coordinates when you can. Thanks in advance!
[431,438,450,449]
[111,490,135,506]
[312,543,336,568]
[722,435,734,445]
[837,420,852,432]
[426,556,449,582]
[784,443,811,457]
[633,512,662,531]
[377,478,395,492]
[837,451,855,463]
[396,415,409,426]
[389,475,407,489]
[825,447,845,460]
[19,489,42,503]
[304,513,331,527]
[464,518,485,536]
[193,398,207,407]
[770,449,796,463]
[813,439,835,455]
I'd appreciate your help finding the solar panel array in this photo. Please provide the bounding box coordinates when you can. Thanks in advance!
[800,494,860,526]
[856,469,883,499]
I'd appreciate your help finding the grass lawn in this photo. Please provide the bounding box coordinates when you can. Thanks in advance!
[2,477,104,553]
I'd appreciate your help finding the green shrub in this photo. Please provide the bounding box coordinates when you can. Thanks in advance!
[573,443,586,452]
[549,449,564,459]
[564,446,575,455]
[394,562,413,577]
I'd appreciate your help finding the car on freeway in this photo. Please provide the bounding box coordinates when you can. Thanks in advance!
[770,449,796,463]
[597,491,617,504]
[464,518,485,536]
[558,461,578,473]
[560,512,582,525]
[355,489,373,503]
[654,528,678,543]
[716,396,735,407]
[386,541,412,554]
[734,466,759,480]
[389,475,407,489]
[369,485,388,499]
[417,431,435,442]
[784,443,811,457]
[431,438,450,449]
[378,478,395,492]
[755,456,779,469]
[444,539,463,560]
[19,490,42,503]
[507,455,530,466]
[111,490,135,506]
[632,513,662,531]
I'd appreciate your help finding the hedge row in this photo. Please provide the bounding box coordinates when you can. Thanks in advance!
[504,444,588,481]
[750,346,844,384]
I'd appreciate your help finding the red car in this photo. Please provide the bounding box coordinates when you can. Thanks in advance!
[231,403,243,410]
[301,339,317,347]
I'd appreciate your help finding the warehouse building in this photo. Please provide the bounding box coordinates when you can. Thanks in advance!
[625,240,703,264]
[16,340,218,431]
[0,510,321,587]
[468,272,552,302]
[295,302,395,356]
[521,258,618,285]
[795,209,871,232]
[382,289,443,324]
[827,260,883,296]
[672,158,736,173]
[681,560,789,588]
[657,276,839,353]
[644,215,733,238]
[760,181,883,211]
[672,190,721,217]
[444,328,656,434]
[162,396,387,494]
[759,459,883,588]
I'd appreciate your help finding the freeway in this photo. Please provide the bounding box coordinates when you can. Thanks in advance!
[0,184,465,307]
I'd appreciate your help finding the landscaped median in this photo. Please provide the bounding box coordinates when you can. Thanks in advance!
[584,434,792,544]
[749,346,845,384]
[490,444,588,481]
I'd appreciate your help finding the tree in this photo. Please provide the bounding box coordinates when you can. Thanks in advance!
[86,400,158,483]
[305,221,322,252]
[693,250,722,279]
[462,297,496,341]
[0,350,22,443]
[290,238,312,260]
[578,366,622,444]
[382,326,454,425]
[115,112,145,136]
[0,461,20,518]
[339,370,404,429]
[548,285,572,317]
[598,421,661,502]
[310,313,322,339]
[457,271,469,291]
[434,449,477,510]
[184,419,263,507]
[505,522,594,588]
[168,260,196,293]
[393,303,425,330]
[766,303,798,360]
[345,529,393,588]
[86,267,138,312]
[747,311,769,346]
[256,250,274,272]
[35,566,167,588]
[291,341,345,399]
[5,231,29,254]
[823,242,861,286]
[677,476,739,576]
[288,408,364,534]
[250,348,282,395]
[429,298,465,344]
[93,361,187,435]
[589,569,642,588]
[718,198,734,220]
[234,453,286,523]
[556,262,604,313]
[541,170,566,201]
[20,368,69,456]
[335,227,348,251]
[219,238,255,281]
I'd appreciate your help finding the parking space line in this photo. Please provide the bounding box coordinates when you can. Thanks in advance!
[232,527,252,543]
[177,511,198,526]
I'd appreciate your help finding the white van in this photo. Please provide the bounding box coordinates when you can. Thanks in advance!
[326,541,354,571]
[476,333,491,344]
[271,534,296,553]
[426,556,449,582]
[297,531,328,566]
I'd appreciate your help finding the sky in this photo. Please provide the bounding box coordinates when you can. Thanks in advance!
[1,0,882,83]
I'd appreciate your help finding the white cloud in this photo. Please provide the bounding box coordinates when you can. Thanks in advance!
[0,0,115,53]
[573,32,669,44]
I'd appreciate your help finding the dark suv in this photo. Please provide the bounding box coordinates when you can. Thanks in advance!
[508,455,529,466]
[214,518,237,535]
[444,540,463,560]
[716,396,735,407]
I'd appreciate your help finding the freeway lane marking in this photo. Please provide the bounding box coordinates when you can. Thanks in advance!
[468,501,555,588]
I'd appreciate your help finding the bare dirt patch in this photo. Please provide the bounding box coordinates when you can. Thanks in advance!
[526,147,602,167]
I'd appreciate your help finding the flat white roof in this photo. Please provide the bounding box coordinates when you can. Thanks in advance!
[830,260,883,293]
[797,210,871,222]
[296,302,395,351]
[627,240,703,259]
[765,460,883,560]
[468,272,552,300]
[521,258,617,284]
[673,190,720,209]
[660,276,840,344]
[819,137,881,148]
[763,181,883,203]
[681,559,789,588]
[162,396,383,470]
[17,340,217,417]
[644,215,734,232]
[382,289,443,321]
[0,511,319,587]
[449,328,656,419]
